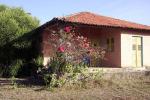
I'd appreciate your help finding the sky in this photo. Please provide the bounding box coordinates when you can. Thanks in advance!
[0,0,150,25]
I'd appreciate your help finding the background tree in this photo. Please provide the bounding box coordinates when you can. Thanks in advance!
[0,4,40,77]
[0,4,39,46]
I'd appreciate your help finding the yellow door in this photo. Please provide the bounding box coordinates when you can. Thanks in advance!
[132,37,142,67]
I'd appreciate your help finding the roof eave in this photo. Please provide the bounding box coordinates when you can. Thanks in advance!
[56,18,150,32]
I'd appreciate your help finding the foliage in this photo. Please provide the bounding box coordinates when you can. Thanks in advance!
[34,55,43,69]
[46,26,105,65]
[0,4,39,47]
[9,59,23,88]
[0,65,3,77]
[0,4,40,77]
[40,25,105,89]
[10,59,23,77]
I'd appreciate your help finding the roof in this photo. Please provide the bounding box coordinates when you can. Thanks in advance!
[56,12,150,31]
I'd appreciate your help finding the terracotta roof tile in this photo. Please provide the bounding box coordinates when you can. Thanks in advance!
[57,12,150,30]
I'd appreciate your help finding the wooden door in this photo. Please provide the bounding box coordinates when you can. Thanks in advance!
[132,36,142,67]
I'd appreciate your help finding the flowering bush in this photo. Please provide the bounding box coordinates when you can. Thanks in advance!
[41,25,105,89]
[47,26,105,65]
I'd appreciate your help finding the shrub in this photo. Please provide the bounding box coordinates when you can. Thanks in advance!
[40,25,105,89]
[0,65,3,77]
[10,59,23,77]
[9,59,23,88]
[34,56,43,68]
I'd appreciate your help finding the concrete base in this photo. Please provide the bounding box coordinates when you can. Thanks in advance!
[88,67,148,73]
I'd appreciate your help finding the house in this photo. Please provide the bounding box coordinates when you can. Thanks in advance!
[38,12,150,68]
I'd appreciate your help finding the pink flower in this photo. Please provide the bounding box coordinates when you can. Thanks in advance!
[83,38,87,42]
[58,46,65,52]
[84,43,89,48]
[64,26,71,33]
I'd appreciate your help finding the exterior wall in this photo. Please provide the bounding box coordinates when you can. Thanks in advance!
[77,26,121,67]
[41,24,58,66]
[142,35,150,67]
[121,33,133,67]
[41,23,150,68]
[101,29,121,67]
[121,31,150,68]
[41,24,122,67]
[42,30,52,66]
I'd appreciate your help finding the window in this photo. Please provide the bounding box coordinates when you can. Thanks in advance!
[107,37,114,52]
[91,39,100,47]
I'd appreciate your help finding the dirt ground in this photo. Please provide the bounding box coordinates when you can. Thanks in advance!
[0,71,150,100]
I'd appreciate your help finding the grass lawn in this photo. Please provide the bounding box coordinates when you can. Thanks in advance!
[0,71,150,100]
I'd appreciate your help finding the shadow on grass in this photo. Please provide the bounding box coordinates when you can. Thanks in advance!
[145,71,150,76]
[0,78,12,85]
[0,76,44,87]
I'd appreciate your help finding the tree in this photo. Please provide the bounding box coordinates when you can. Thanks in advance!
[0,4,40,77]
[0,4,39,46]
